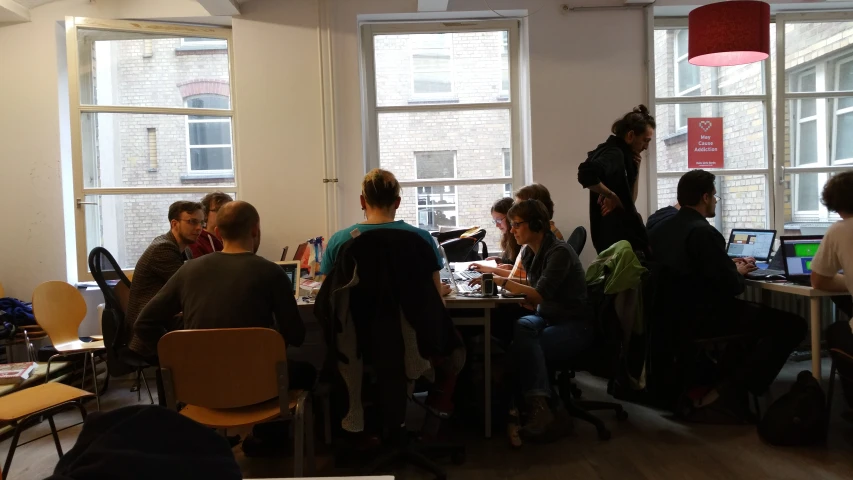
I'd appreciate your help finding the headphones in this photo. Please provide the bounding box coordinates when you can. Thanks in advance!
[528,217,544,233]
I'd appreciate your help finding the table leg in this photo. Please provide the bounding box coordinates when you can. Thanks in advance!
[484,308,492,439]
[810,297,822,380]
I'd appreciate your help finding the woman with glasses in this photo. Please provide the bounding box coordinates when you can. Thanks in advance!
[470,199,592,443]
[471,198,522,277]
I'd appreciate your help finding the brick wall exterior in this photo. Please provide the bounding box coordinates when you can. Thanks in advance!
[654,22,853,239]
[373,32,512,250]
[97,39,232,266]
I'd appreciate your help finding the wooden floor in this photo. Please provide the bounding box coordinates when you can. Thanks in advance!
[3,358,853,480]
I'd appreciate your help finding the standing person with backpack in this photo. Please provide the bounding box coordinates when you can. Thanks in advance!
[578,105,655,256]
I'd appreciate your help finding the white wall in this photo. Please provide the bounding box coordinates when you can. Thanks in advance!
[329,0,648,265]
[0,0,647,299]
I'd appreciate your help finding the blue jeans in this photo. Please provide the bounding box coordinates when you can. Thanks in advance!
[511,314,594,397]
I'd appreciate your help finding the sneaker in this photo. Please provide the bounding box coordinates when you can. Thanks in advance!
[521,396,555,438]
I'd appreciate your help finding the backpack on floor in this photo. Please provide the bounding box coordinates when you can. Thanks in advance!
[758,370,826,446]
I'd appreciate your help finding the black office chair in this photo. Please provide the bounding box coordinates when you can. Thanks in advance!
[548,280,629,440]
[567,226,587,256]
[88,247,153,403]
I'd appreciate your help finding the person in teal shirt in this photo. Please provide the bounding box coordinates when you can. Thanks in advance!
[321,169,448,298]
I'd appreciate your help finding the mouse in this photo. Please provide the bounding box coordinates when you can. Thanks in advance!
[764,274,787,281]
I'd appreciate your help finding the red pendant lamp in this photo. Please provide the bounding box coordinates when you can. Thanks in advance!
[688,1,770,67]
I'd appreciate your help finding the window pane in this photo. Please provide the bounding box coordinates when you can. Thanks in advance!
[785,21,853,92]
[797,120,818,166]
[190,147,232,171]
[188,121,231,146]
[77,29,230,108]
[835,111,853,162]
[654,29,764,98]
[796,172,820,212]
[654,102,768,172]
[82,112,235,188]
[374,30,509,106]
[187,95,230,110]
[81,192,235,270]
[377,109,511,181]
[800,98,817,119]
[398,185,508,249]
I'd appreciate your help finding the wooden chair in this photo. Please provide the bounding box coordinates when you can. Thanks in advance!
[0,383,93,477]
[32,281,106,410]
[158,328,314,477]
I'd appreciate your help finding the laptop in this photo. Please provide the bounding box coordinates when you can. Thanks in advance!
[779,235,823,285]
[439,246,478,294]
[727,228,776,263]
[275,261,301,298]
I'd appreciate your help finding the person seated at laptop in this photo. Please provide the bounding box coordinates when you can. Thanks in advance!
[650,170,807,422]
[188,191,233,259]
[470,199,592,440]
[124,201,203,345]
[514,184,564,240]
[321,168,451,298]
[130,200,311,457]
[809,171,853,412]
[470,197,524,278]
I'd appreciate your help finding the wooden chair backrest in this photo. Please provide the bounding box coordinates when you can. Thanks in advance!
[31,281,87,345]
[113,281,130,314]
[158,328,287,409]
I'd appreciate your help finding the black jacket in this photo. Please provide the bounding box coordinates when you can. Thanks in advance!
[315,229,460,428]
[646,205,679,235]
[649,207,744,314]
[578,135,649,255]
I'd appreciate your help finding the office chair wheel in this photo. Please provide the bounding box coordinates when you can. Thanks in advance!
[596,426,612,441]
[615,408,628,421]
[451,451,466,465]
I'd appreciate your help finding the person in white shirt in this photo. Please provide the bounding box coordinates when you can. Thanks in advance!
[810,171,853,412]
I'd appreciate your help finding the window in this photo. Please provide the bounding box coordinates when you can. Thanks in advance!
[411,33,453,97]
[500,31,510,97]
[652,15,853,237]
[674,30,702,130]
[783,19,853,226]
[363,22,522,250]
[185,94,233,174]
[652,24,773,239]
[66,18,236,278]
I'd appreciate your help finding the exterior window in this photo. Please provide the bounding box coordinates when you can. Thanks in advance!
[415,151,457,230]
[500,31,509,96]
[412,33,453,96]
[185,94,233,173]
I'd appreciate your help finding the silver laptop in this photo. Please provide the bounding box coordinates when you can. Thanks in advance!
[439,246,478,294]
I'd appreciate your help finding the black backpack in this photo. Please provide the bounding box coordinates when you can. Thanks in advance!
[758,371,827,446]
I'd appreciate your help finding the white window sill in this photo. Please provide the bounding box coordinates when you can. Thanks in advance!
[180,172,235,182]
[175,45,228,54]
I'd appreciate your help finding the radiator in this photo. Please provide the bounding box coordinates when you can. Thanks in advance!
[742,285,842,333]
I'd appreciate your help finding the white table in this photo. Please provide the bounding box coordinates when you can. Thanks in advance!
[744,279,846,380]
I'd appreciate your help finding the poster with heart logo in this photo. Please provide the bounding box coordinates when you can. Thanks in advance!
[688,117,724,169]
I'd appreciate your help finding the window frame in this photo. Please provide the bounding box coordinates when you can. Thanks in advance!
[66,17,237,280]
[832,55,853,166]
[179,37,228,50]
[649,15,775,234]
[776,13,853,228]
[360,20,524,233]
[674,29,701,131]
[184,94,234,176]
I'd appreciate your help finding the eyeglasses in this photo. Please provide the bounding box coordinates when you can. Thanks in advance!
[493,217,506,226]
[509,221,528,229]
[713,194,720,201]
[181,219,202,227]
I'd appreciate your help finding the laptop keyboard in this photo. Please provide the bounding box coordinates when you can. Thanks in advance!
[455,282,480,294]
[747,269,785,279]
[455,270,482,281]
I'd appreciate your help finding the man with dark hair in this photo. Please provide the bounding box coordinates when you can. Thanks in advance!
[189,192,233,258]
[124,200,203,344]
[131,200,310,456]
[810,171,853,411]
[471,199,590,439]
[650,170,806,422]
[578,105,655,255]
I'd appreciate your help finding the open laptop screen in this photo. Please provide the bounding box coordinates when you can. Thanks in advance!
[275,261,300,298]
[727,229,776,261]
[780,236,823,278]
